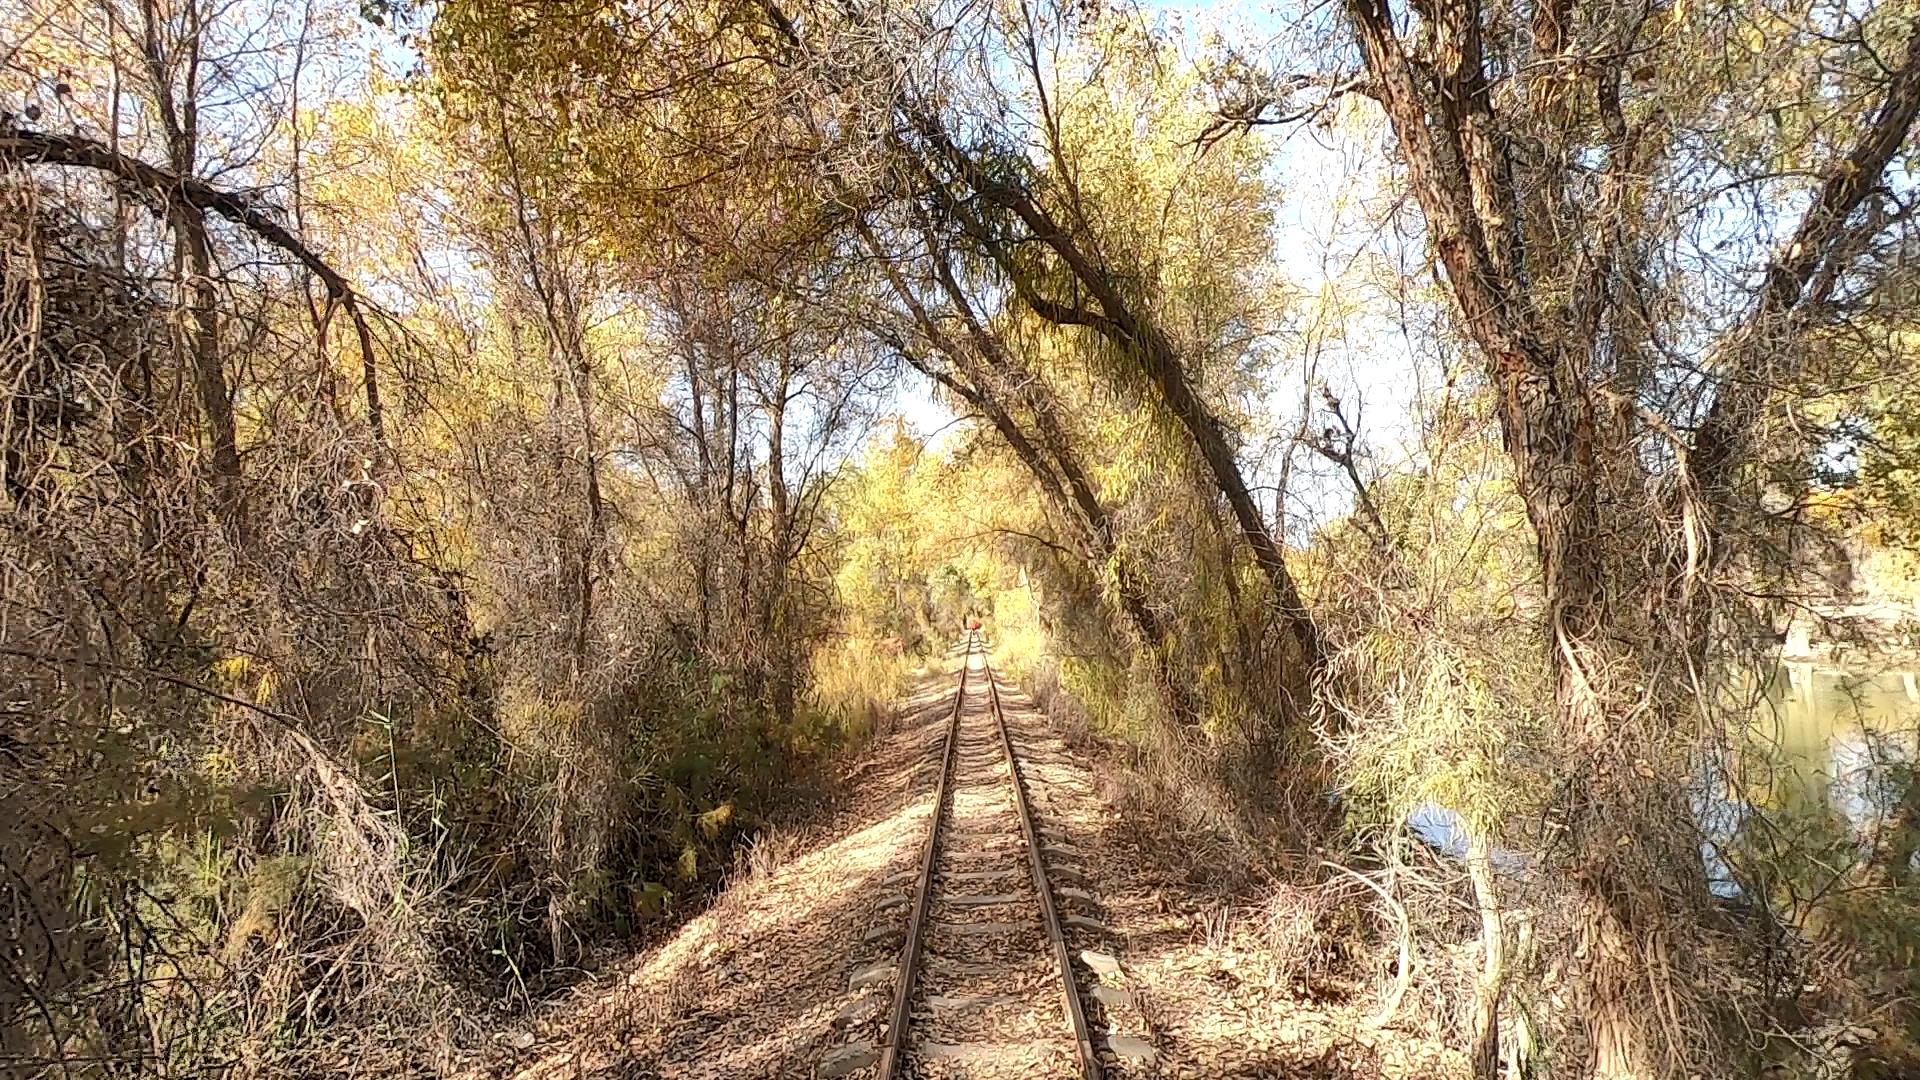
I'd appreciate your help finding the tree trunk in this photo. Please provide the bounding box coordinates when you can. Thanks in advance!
[140,0,244,533]
[172,210,244,526]
[684,339,714,646]
[862,220,1206,723]
[1503,345,1678,1080]
[1466,834,1505,1080]
[561,326,603,671]
[496,115,603,672]
[765,371,795,728]
[1578,882,1650,1079]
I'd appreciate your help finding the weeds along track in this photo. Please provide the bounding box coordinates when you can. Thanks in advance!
[822,633,1147,1079]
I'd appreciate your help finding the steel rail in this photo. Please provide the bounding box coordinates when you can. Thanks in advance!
[876,632,972,1078]
[986,660,1102,1080]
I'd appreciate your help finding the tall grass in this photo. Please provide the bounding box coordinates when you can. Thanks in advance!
[806,635,914,742]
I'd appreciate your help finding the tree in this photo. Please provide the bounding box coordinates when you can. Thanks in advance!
[1220,0,1920,1070]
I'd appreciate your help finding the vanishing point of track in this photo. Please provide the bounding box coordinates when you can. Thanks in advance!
[876,632,1101,1079]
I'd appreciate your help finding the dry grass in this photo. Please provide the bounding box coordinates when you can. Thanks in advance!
[452,666,963,1080]
[995,675,1469,1079]
[444,659,1469,1080]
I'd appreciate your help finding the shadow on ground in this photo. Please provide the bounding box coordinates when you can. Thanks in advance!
[465,653,1463,1080]
[987,673,1468,1080]
[464,664,964,1080]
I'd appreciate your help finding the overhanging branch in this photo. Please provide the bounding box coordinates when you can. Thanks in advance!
[1,124,388,446]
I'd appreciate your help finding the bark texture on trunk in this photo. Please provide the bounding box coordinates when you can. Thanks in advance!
[1338,0,1920,1068]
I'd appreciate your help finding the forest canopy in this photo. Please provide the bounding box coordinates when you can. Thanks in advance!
[4,0,1920,1076]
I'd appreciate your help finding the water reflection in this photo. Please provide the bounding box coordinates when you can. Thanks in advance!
[1407,804,1531,874]
[1707,663,1920,894]
[1748,664,1919,833]
[1413,665,1920,892]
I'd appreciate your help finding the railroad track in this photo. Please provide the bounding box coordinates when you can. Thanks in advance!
[824,632,1148,1079]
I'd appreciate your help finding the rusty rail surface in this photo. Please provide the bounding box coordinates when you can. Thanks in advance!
[986,661,1101,1080]
[875,632,971,1078]
[875,634,1099,1079]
